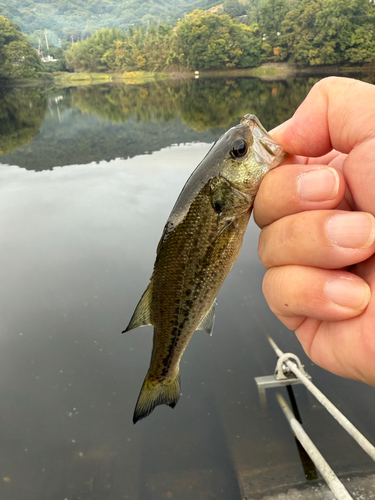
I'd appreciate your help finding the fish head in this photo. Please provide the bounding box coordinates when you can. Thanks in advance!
[217,114,287,195]
[167,114,287,227]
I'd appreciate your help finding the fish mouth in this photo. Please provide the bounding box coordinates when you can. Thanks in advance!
[242,114,287,168]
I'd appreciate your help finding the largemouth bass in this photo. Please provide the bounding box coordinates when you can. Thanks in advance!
[124,114,286,424]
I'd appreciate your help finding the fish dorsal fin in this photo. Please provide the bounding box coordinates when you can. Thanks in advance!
[196,299,217,336]
[123,283,153,333]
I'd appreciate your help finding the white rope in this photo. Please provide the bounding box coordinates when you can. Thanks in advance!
[268,336,375,462]
[277,393,354,500]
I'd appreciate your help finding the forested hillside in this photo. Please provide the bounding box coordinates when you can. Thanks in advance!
[64,12,264,72]
[1,0,375,81]
[65,1,375,74]
[0,0,219,44]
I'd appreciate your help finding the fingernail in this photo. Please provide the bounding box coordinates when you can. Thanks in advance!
[297,168,339,201]
[327,213,375,249]
[325,278,371,310]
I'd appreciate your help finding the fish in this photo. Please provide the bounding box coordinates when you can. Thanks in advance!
[124,114,286,424]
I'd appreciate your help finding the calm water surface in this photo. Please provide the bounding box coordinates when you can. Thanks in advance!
[1,75,375,500]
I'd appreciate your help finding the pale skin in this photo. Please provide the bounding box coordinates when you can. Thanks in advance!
[253,76,375,386]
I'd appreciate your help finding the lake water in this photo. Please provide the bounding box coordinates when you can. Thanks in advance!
[1,74,375,500]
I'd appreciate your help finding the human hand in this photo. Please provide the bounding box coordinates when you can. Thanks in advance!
[254,76,375,385]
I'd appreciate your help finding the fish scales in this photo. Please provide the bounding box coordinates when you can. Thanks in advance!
[124,114,287,423]
[150,187,250,375]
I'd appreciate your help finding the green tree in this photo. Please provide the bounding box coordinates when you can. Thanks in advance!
[231,23,264,67]
[65,27,126,71]
[245,0,262,25]
[177,10,263,70]
[258,0,289,56]
[223,0,246,18]
[0,16,42,78]
[280,0,375,65]
[312,0,375,65]
[65,22,184,73]
[280,0,322,65]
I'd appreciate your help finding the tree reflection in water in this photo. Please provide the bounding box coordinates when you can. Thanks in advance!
[0,86,47,155]
[1,74,372,169]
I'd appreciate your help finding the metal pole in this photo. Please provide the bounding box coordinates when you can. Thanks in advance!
[286,385,319,480]
[268,336,375,462]
[277,393,353,500]
[44,29,49,51]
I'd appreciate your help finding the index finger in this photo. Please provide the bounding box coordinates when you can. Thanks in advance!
[271,77,375,157]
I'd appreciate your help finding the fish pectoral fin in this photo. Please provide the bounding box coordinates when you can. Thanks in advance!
[196,299,217,336]
[122,282,153,333]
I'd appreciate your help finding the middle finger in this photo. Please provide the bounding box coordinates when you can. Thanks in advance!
[259,210,375,269]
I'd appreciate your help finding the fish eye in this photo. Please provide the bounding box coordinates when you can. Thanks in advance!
[230,139,248,159]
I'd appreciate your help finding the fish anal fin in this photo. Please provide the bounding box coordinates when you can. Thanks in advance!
[196,299,217,336]
[123,282,153,333]
[133,371,181,424]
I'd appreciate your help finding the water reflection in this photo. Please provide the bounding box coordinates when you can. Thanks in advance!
[0,86,47,155]
[69,78,320,132]
[1,76,375,499]
[0,76,324,167]
[1,146,375,500]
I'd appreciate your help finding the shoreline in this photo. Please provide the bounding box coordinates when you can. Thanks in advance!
[51,63,375,86]
[1,63,374,88]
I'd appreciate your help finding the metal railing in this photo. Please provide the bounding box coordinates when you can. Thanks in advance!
[255,336,375,500]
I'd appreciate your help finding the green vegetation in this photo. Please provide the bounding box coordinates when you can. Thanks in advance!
[52,70,167,87]
[1,0,375,81]
[62,1,375,73]
[222,0,247,18]
[257,0,290,58]
[177,10,263,69]
[64,25,182,73]
[64,13,263,73]
[0,0,218,44]
[0,16,41,79]
[280,0,375,65]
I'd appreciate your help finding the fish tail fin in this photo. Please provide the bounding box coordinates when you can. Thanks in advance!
[133,370,181,424]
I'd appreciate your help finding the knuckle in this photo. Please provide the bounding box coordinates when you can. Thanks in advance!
[257,229,269,267]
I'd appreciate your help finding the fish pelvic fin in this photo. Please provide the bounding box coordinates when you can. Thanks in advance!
[123,282,153,333]
[133,370,181,424]
[196,299,217,336]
